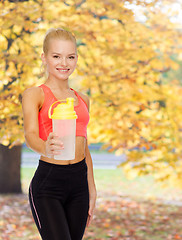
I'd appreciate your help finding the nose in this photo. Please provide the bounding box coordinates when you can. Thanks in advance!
[60,57,67,66]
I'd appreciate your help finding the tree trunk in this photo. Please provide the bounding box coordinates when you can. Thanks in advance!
[0,144,22,193]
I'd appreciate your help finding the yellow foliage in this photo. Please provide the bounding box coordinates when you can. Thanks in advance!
[1,0,182,186]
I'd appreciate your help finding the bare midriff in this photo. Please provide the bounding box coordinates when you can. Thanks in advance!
[40,136,86,165]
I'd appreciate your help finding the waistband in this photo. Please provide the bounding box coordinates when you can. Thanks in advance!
[38,158,86,169]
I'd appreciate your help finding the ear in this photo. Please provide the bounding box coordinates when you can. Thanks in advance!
[41,53,47,65]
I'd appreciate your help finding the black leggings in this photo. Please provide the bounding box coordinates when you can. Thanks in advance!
[29,159,89,240]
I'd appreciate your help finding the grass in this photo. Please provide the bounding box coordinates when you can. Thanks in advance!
[21,167,155,194]
[19,151,182,239]
[21,167,182,202]
[93,169,182,201]
[21,145,182,202]
[1,166,182,240]
[1,146,182,239]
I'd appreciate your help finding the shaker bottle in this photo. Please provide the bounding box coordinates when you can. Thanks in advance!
[48,98,77,160]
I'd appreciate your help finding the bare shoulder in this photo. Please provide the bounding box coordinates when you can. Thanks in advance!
[23,86,42,97]
[22,86,44,108]
[77,91,89,108]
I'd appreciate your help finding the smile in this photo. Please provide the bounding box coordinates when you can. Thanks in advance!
[56,68,70,72]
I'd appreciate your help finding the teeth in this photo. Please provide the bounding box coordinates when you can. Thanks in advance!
[58,69,69,72]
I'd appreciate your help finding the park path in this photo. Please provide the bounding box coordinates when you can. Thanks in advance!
[21,148,126,169]
[21,148,182,207]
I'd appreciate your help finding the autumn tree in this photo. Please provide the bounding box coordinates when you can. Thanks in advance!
[1,0,182,192]
[82,0,182,187]
[0,0,47,193]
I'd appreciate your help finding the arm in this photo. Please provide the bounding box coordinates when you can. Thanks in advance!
[85,140,97,227]
[22,87,63,157]
[80,92,97,226]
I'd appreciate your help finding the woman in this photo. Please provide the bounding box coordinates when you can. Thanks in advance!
[22,28,97,240]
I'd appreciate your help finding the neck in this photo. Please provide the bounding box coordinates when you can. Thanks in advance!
[45,78,70,91]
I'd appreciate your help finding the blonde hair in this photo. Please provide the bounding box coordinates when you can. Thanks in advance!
[43,28,77,55]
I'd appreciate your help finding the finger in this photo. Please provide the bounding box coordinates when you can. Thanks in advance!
[50,141,64,148]
[88,204,95,216]
[48,132,57,139]
[53,151,63,155]
[87,203,95,227]
[49,143,64,151]
[48,147,60,155]
[86,210,93,227]
[50,139,64,147]
[87,214,93,227]
[51,146,64,152]
[86,215,91,227]
[88,207,93,215]
[48,132,62,142]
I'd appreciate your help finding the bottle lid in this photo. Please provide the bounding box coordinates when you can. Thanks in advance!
[49,98,77,120]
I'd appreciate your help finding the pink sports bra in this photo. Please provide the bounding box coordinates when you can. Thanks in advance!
[38,84,89,140]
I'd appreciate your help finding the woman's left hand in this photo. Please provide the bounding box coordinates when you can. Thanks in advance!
[87,194,97,227]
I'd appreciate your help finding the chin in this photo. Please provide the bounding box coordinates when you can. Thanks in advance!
[57,75,70,81]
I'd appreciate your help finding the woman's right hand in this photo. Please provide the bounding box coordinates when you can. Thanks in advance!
[45,132,64,158]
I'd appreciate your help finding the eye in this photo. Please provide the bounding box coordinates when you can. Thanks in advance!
[69,56,75,59]
[53,55,59,58]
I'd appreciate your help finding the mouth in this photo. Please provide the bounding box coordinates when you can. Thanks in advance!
[56,68,70,73]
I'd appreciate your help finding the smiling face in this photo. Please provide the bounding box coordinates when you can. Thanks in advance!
[42,39,78,81]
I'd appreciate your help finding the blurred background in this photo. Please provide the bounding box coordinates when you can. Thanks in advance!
[1,0,182,239]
